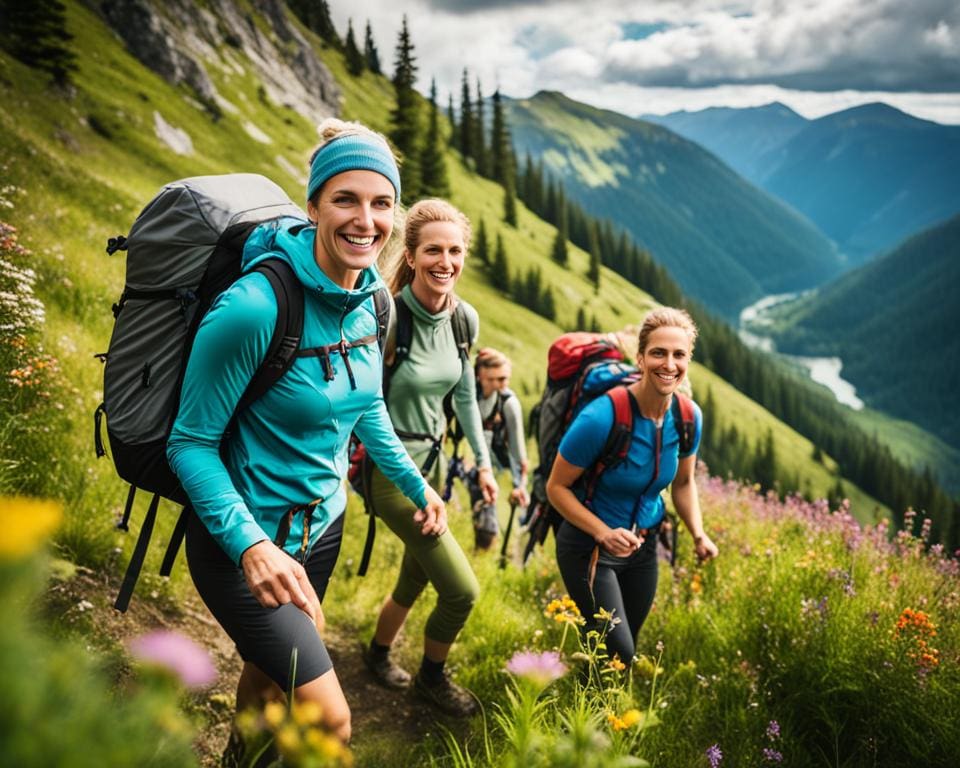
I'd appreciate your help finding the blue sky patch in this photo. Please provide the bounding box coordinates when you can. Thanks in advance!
[621,22,670,40]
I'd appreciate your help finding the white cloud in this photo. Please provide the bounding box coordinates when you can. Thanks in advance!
[327,0,960,124]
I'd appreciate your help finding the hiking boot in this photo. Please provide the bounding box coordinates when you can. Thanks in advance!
[474,529,496,551]
[414,671,479,717]
[362,644,412,689]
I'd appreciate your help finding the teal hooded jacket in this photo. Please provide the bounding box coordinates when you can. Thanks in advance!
[167,217,428,565]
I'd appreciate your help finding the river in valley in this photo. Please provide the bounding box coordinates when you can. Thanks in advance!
[738,293,864,410]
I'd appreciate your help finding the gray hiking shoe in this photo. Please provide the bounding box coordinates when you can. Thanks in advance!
[414,671,479,717]
[362,644,412,689]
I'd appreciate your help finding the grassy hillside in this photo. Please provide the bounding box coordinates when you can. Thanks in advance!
[0,1,888,577]
[764,213,960,453]
[506,91,842,319]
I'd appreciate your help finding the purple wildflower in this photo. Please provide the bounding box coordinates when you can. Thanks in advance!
[506,650,567,687]
[762,747,784,763]
[705,743,723,768]
[129,630,217,689]
[766,720,780,740]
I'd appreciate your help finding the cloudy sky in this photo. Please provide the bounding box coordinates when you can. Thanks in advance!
[327,0,960,124]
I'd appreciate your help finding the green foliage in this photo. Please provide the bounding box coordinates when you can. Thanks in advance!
[419,78,450,198]
[389,15,421,201]
[0,525,198,767]
[474,218,490,266]
[587,222,601,292]
[491,233,510,293]
[343,19,365,76]
[287,0,341,49]
[363,20,381,75]
[0,0,76,85]
[459,68,474,161]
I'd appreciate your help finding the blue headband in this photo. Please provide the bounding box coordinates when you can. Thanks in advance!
[306,133,401,203]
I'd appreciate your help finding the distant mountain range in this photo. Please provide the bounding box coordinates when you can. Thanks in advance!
[507,92,842,319]
[765,213,960,450]
[648,102,960,265]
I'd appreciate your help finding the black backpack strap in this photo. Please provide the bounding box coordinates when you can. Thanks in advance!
[235,258,305,413]
[671,392,696,455]
[372,286,391,355]
[357,450,377,577]
[383,293,413,401]
[582,386,634,504]
[450,302,473,366]
[159,505,191,577]
[114,492,161,613]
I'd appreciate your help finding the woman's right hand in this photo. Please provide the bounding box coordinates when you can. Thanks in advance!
[596,526,643,557]
[241,540,319,621]
[413,485,447,537]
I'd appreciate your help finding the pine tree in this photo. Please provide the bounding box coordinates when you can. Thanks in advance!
[459,69,474,161]
[490,88,509,184]
[550,202,569,266]
[587,221,601,292]
[344,20,365,75]
[419,78,450,197]
[473,78,488,176]
[576,306,587,331]
[363,20,381,74]
[288,0,341,49]
[474,219,489,265]
[541,287,557,322]
[447,93,458,148]
[0,0,77,86]
[503,172,517,227]
[389,16,421,201]
[491,234,510,292]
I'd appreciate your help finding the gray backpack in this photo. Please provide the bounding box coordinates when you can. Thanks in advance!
[94,173,307,611]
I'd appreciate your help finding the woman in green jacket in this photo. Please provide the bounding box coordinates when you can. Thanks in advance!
[362,199,498,717]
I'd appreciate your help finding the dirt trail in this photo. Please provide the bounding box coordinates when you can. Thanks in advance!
[43,565,443,766]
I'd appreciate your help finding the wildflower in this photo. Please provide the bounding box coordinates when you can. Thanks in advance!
[263,700,286,729]
[766,720,780,740]
[762,747,784,763]
[607,708,643,731]
[606,655,626,672]
[634,655,662,680]
[128,630,217,689]
[544,594,585,626]
[705,742,723,767]
[506,649,567,687]
[0,496,62,560]
[593,606,621,626]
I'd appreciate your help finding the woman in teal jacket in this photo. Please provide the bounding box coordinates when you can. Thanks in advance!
[167,119,444,745]
[361,198,497,717]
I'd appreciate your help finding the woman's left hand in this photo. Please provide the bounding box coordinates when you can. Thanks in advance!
[478,467,499,505]
[414,485,448,537]
[694,532,719,562]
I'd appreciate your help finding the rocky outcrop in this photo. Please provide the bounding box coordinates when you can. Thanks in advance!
[99,0,339,126]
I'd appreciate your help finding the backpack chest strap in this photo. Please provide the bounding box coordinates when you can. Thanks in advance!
[298,334,378,389]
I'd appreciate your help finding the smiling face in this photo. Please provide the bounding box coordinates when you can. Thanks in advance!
[638,325,691,397]
[405,220,466,310]
[306,169,395,289]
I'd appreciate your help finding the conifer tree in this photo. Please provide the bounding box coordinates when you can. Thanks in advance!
[550,202,569,266]
[389,16,421,201]
[473,78,488,176]
[363,20,381,74]
[541,287,556,321]
[288,0,341,49]
[587,221,601,292]
[447,93,458,148]
[503,171,518,227]
[459,69,474,161]
[491,234,510,292]
[420,78,449,197]
[474,219,489,265]
[344,20,365,75]
[490,88,509,185]
[0,0,76,85]
[576,306,586,331]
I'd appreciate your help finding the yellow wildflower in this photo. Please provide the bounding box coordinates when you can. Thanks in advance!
[607,655,626,672]
[621,709,643,727]
[292,700,323,727]
[263,700,286,730]
[274,723,302,757]
[0,497,62,560]
[607,712,627,731]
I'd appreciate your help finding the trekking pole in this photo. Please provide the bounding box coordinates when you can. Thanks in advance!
[499,499,519,570]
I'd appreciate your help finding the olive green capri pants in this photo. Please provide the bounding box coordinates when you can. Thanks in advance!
[369,465,480,643]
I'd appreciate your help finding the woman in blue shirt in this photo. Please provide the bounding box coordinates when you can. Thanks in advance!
[546,307,718,664]
[167,119,444,745]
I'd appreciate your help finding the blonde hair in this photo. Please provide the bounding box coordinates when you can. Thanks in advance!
[637,307,698,356]
[385,198,472,296]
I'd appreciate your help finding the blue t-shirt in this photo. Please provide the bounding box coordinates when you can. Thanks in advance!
[557,392,702,530]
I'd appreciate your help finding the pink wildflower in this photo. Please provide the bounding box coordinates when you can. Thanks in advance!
[129,630,217,689]
[506,649,567,687]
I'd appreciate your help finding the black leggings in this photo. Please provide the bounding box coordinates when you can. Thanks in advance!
[186,511,344,691]
[555,520,659,663]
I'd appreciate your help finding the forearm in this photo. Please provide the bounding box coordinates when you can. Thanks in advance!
[357,400,428,508]
[546,477,607,541]
[671,478,705,540]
